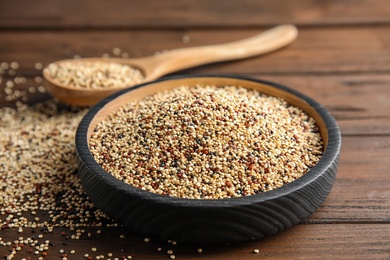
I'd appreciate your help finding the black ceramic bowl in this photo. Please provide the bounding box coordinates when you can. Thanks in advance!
[76,75,341,244]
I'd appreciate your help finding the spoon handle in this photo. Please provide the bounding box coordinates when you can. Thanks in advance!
[141,24,298,81]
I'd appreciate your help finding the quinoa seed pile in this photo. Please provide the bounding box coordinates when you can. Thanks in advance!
[44,61,144,89]
[90,85,323,199]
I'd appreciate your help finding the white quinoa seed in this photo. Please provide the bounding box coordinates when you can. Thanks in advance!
[121,52,129,58]
[113,47,122,56]
[10,61,19,70]
[6,80,14,88]
[38,85,47,93]
[35,76,43,83]
[182,35,191,43]
[35,62,43,70]
[1,61,9,69]
[89,85,323,199]
[28,86,36,93]
[44,61,144,90]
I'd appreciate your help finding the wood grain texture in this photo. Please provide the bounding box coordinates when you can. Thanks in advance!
[1,0,390,28]
[307,136,390,222]
[1,27,390,74]
[0,224,389,259]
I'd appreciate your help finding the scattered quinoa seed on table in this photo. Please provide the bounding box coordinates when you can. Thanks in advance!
[0,99,122,258]
[89,85,323,199]
[0,101,123,225]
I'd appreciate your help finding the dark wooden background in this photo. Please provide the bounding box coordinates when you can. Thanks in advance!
[1,0,390,259]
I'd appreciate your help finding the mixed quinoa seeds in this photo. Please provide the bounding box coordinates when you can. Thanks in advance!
[90,85,323,199]
[1,56,322,257]
[0,100,161,259]
[1,59,140,259]
[1,60,256,259]
[0,101,96,226]
[44,61,144,89]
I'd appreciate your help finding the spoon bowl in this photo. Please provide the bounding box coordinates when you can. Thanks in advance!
[43,24,298,106]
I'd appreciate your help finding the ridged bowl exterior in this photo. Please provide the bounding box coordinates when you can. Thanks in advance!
[76,75,341,244]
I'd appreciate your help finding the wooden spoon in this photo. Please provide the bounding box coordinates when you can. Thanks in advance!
[43,24,298,106]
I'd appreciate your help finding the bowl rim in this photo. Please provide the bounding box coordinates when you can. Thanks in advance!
[76,74,341,208]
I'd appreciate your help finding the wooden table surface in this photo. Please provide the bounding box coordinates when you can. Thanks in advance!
[1,1,390,259]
